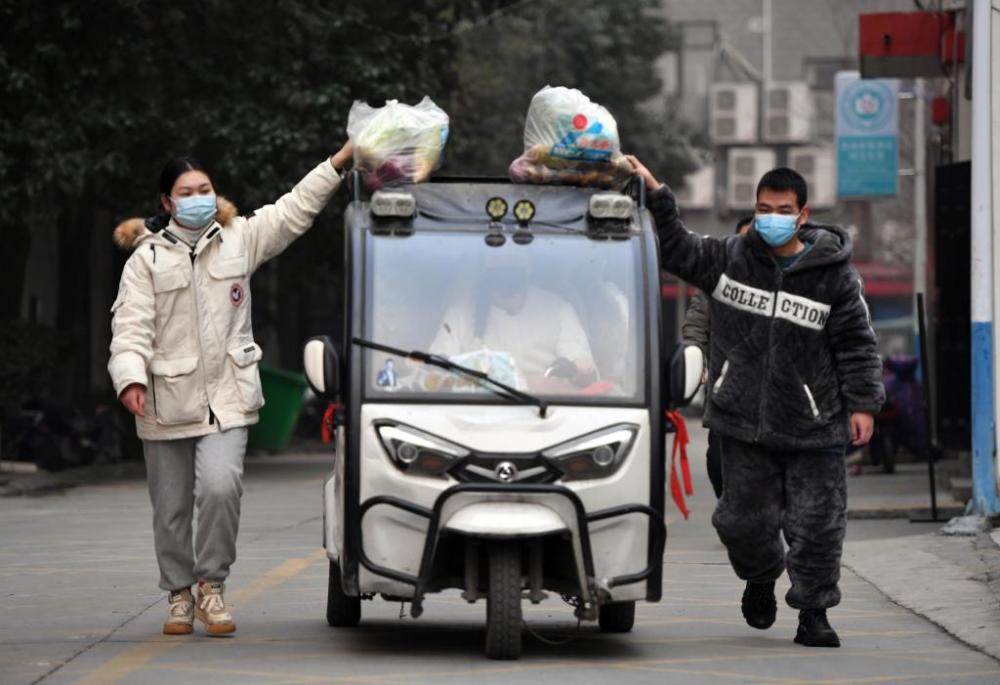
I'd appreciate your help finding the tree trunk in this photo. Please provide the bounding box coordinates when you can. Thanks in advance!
[0,222,31,321]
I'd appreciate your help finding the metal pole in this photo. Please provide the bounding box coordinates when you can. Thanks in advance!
[917,293,940,521]
[762,0,772,87]
[991,0,1000,496]
[761,0,772,142]
[971,0,999,515]
[913,79,928,334]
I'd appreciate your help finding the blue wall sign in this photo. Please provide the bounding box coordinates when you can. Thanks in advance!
[835,71,900,198]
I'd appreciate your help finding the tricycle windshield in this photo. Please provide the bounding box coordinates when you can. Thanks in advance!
[364,228,646,403]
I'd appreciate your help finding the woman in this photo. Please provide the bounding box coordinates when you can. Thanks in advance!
[108,142,353,636]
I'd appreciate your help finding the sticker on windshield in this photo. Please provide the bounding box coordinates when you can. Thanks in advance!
[376,359,398,389]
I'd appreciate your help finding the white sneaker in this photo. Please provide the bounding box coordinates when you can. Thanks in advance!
[163,589,194,635]
[195,582,236,635]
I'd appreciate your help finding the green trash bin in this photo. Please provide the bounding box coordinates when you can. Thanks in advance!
[248,363,308,451]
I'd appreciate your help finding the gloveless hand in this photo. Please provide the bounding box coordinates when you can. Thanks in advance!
[849,412,874,446]
[331,141,354,172]
[119,383,146,418]
[623,154,662,191]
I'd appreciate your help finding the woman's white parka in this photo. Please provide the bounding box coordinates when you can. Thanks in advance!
[108,159,342,441]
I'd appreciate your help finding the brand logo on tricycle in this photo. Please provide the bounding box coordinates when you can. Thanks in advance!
[494,461,518,483]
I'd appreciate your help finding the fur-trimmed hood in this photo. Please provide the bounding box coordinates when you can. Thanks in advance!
[113,196,239,250]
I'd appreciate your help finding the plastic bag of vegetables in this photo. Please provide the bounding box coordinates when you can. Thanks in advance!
[347,97,450,191]
[509,86,633,189]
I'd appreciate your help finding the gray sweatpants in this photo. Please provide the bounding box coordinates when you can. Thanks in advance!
[142,428,248,592]
[711,435,847,610]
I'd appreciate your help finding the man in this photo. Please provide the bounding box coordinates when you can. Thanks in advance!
[429,251,597,387]
[627,157,884,648]
[682,216,753,499]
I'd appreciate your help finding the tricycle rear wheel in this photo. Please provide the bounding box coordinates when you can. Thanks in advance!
[484,542,522,660]
[598,601,636,633]
[326,561,361,627]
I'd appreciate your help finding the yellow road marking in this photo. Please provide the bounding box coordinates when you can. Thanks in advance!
[150,659,575,685]
[73,549,325,685]
[72,642,179,685]
[610,662,800,683]
[780,671,1000,685]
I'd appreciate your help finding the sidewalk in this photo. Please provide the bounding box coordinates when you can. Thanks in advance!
[844,527,1000,661]
[846,460,966,519]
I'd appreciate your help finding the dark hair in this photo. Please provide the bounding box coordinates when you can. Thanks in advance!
[159,157,211,197]
[756,167,808,210]
[735,215,754,234]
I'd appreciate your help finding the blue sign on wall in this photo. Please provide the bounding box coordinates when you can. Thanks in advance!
[835,71,899,198]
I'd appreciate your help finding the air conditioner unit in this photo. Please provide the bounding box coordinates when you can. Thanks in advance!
[726,148,776,209]
[787,145,836,208]
[763,81,814,143]
[673,164,715,210]
[709,83,758,144]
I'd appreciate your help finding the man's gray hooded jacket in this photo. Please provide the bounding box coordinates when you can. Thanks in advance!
[649,186,885,450]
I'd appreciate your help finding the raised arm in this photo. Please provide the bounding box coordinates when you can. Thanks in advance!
[243,143,352,272]
[626,155,729,295]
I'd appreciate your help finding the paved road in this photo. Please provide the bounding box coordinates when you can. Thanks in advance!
[2,426,998,685]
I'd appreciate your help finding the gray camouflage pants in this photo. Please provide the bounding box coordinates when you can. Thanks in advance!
[711,435,847,610]
[143,428,247,591]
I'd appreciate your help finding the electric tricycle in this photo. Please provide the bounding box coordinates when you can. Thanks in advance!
[303,174,702,659]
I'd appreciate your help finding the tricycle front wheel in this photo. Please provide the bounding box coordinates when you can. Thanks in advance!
[598,601,636,632]
[484,541,523,660]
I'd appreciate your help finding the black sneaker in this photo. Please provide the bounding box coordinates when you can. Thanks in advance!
[741,580,777,630]
[794,609,840,647]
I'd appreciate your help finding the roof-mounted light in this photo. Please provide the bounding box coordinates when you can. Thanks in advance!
[371,190,416,218]
[486,196,508,221]
[513,199,536,224]
[588,193,634,221]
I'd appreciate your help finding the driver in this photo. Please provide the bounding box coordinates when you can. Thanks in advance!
[428,249,597,386]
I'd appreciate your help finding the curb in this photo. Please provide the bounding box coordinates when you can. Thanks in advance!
[0,462,146,497]
[847,504,966,520]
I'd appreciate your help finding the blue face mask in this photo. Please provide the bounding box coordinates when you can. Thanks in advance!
[171,194,217,229]
[754,212,800,247]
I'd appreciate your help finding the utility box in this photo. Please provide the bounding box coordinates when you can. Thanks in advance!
[763,82,814,144]
[710,83,758,145]
[726,148,776,210]
[788,145,836,209]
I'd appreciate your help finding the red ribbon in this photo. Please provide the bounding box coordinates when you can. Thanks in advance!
[321,402,341,444]
[665,410,693,519]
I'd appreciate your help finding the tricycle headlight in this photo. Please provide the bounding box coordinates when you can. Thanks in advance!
[542,424,638,481]
[375,421,469,479]
[370,190,416,218]
[588,193,634,220]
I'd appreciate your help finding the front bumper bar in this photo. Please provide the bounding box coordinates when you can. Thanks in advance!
[356,483,666,617]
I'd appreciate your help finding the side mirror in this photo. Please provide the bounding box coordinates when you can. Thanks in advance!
[668,343,705,408]
[303,336,340,399]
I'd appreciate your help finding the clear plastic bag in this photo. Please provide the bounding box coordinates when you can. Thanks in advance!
[347,97,450,191]
[509,86,633,189]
